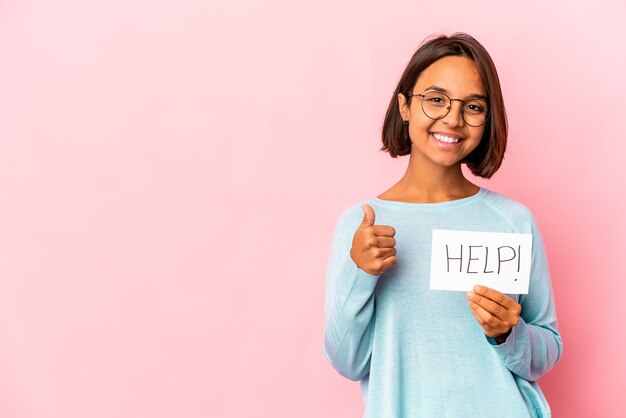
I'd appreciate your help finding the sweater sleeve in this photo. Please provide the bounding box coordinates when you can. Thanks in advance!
[485,212,563,381]
[323,206,380,381]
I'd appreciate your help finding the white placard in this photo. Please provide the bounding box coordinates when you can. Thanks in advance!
[429,229,533,294]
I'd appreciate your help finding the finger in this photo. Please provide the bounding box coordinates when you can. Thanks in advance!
[466,291,509,322]
[375,236,396,248]
[376,247,397,259]
[468,294,520,331]
[371,225,395,237]
[363,236,379,249]
[468,300,505,335]
[360,205,375,227]
[467,301,501,336]
[473,285,519,311]
[381,255,397,270]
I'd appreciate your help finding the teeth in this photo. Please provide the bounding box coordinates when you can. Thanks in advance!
[432,133,462,143]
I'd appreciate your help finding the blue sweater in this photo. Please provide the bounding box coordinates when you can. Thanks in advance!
[323,188,562,418]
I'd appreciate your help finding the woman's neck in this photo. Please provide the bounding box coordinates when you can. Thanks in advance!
[379,157,479,204]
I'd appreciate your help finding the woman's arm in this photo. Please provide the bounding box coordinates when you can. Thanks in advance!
[483,214,563,381]
[323,207,380,381]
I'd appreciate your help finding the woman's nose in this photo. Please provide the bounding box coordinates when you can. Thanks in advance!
[441,100,465,127]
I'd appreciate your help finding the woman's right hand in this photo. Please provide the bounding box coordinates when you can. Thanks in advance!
[350,204,397,276]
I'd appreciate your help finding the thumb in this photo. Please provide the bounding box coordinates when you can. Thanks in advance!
[360,204,375,227]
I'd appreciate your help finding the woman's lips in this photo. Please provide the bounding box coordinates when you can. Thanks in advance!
[429,132,465,150]
[430,132,463,143]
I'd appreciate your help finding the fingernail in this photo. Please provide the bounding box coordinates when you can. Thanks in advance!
[474,285,482,293]
[465,291,474,300]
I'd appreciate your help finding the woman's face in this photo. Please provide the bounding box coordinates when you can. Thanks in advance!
[398,55,486,170]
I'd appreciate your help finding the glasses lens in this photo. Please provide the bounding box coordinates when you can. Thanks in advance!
[463,99,488,127]
[421,92,449,120]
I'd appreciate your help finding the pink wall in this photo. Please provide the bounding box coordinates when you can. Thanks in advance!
[0,0,624,417]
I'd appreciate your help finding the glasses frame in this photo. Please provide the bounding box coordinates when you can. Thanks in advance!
[410,91,489,127]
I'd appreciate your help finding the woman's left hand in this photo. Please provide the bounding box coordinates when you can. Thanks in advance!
[466,285,522,344]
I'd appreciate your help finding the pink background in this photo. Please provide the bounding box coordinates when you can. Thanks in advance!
[1,1,624,417]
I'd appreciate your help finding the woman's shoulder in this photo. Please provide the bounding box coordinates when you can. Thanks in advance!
[481,188,538,228]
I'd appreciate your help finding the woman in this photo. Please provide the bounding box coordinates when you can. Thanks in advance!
[323,33,562,418]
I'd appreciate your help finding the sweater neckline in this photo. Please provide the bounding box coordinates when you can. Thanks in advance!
[371,187,488,210]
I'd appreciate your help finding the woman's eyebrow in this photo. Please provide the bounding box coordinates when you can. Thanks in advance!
[424,85,448,93]
[423,85,487,101]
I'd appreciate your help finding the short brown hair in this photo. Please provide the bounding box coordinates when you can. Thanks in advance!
[381,33,507,178]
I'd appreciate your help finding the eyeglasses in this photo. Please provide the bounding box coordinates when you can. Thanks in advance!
[411,91,489,127]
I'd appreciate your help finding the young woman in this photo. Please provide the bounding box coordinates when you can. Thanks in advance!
[323,33,562,418]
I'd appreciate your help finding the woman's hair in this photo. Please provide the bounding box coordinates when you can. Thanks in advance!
[381,33,507,178]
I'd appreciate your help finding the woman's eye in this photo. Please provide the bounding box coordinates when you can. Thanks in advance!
[466,103,485,113]
[428,97,445,104]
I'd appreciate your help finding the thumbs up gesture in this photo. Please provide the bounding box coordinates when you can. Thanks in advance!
[350,204,398,276]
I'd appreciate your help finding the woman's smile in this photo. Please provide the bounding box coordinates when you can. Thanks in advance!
[430,131,465,144]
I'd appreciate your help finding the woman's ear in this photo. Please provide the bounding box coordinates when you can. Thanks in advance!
[397,92,409,121]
